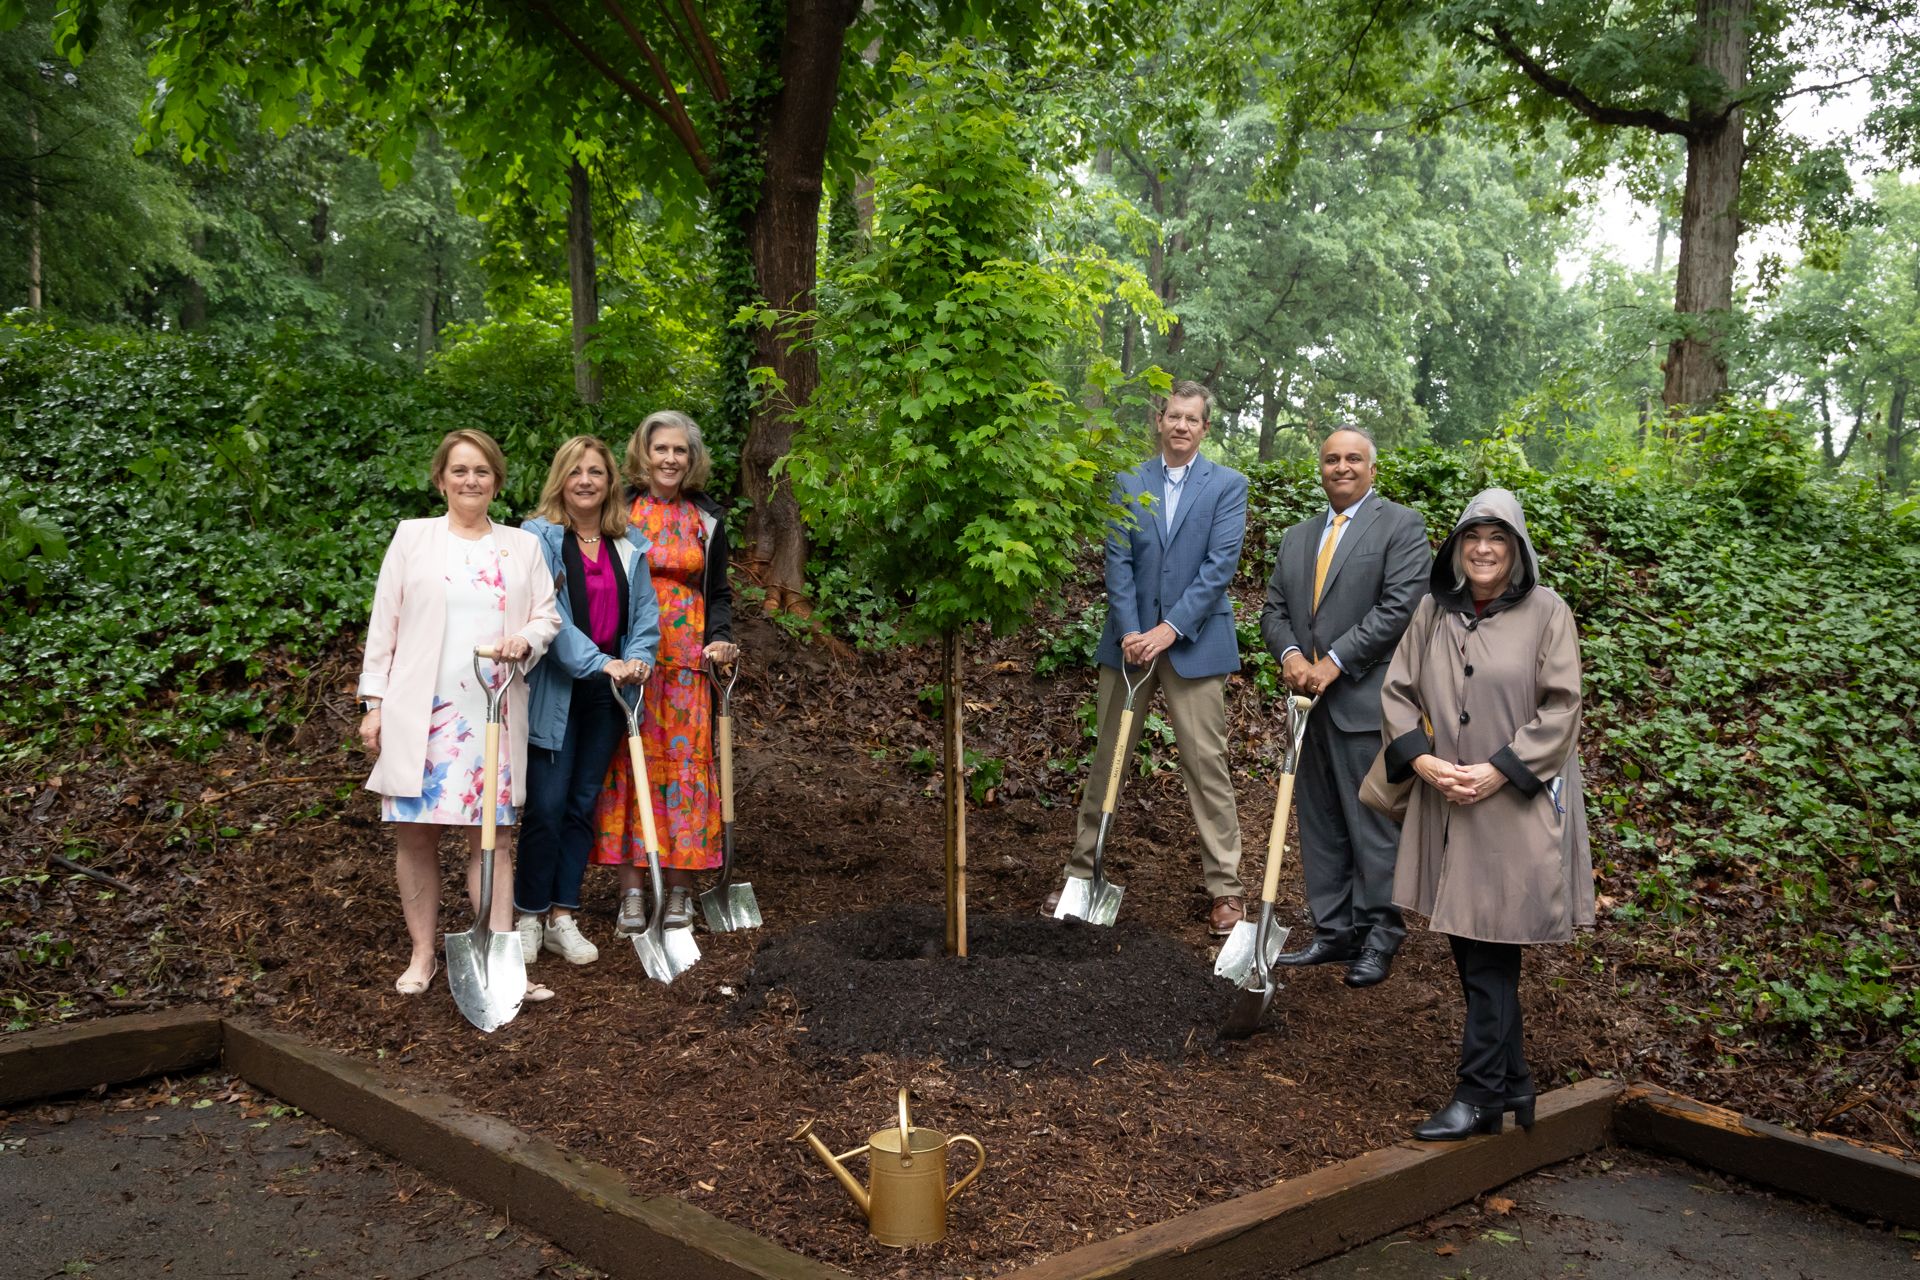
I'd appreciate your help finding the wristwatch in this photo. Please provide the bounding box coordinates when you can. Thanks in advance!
[359,699,381,715]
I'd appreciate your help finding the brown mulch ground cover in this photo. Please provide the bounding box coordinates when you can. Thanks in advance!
[4,590,1916,1277]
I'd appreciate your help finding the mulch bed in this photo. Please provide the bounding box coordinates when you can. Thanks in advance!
[4,588,1915,1277]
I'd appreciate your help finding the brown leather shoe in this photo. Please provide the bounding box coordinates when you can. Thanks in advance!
[1209,895,1245,937]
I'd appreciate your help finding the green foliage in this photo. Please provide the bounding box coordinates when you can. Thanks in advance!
[776,47,1168,644]
[0,317,625,758]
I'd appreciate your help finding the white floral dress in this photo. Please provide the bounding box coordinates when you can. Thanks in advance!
[380,533,516,825]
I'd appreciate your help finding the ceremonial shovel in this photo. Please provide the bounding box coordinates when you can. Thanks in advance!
[1054,660,1155,926]
[612,674,701,983]
[698,658,762,931]
[1219,693,1317,1039]
[444,646,529,1033]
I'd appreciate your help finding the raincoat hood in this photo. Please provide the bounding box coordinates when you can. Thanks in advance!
[1430,487,1539,615]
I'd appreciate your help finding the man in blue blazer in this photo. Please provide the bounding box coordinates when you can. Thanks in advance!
[1259,428,1430,987]
[1047,380,1252,936]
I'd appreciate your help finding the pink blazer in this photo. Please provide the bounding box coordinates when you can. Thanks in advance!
[358,517,561,800]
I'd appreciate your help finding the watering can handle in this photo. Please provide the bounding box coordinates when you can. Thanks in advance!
[897,1087,914,1169]
[944,1134,986,1202]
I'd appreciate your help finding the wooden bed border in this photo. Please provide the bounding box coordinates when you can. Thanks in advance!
[5,1014,1916,1279]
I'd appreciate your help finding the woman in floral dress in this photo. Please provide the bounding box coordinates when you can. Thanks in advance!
[591,411,738,931]
[358,430,560,995]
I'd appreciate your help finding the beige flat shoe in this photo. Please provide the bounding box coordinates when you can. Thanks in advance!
[394,959,438,996]
[526,983,557,1003]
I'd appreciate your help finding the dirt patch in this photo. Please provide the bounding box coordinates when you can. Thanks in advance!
[740,905,1231,1067]
[4,594,1916,1277]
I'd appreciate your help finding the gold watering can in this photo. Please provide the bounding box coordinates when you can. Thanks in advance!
[790,1088,986,1247]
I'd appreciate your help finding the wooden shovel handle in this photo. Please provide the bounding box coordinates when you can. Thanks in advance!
[1100,703,1135,814]
[625,722,661,856]
[481,721,501,854]
[718,713,734,823]
[1258,771,1298,907]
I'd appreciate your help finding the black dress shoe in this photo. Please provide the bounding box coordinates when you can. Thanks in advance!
[1343,947,1394,988]
[1505,1092,1536,1131]
[1412,1099,1505,1141]
[1272,938,1357,968]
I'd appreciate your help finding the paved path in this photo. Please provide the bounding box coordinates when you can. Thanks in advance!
[1,1073,604,1280]
[1294,1148,1918,1278]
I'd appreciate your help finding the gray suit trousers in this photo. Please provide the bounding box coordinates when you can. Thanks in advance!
[1297,712,1405,953]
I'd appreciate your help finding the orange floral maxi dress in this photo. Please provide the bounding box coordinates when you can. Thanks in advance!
[591,495,723,872]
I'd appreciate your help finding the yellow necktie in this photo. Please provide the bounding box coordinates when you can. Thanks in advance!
[1313,513,1349,611]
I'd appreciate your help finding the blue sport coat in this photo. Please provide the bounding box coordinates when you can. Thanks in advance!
[1095,454,1249,679]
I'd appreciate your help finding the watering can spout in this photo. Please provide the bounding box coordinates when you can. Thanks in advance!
[790,1120,871,1220]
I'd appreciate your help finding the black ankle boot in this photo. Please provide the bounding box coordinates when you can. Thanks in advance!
[1506,1092,1536,1131]
[1412,1099,1505,1141]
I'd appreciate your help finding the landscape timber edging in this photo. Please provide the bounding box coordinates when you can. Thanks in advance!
[219,1019,851,1280]
[999,1076,1623,1280]
[0,1007,221,1107]
[1614,1084,1920,1230]
[6,1014,1918,1279]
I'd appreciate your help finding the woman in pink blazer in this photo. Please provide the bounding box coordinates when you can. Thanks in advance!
[357,430,561,996]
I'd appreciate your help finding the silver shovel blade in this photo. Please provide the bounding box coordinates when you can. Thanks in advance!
[633,924,700,984]
[1213,920,1290,983]
[1053,873,1124,927]
[444,933,528,1033]
[1220,969,1280,1040]
[698,881,763,932]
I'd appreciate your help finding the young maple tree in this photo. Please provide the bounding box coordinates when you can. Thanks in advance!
[771,48,1168,954]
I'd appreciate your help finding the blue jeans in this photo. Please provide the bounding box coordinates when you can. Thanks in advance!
[515,677,622,914]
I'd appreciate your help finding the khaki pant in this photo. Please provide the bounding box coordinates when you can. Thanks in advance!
[1067,663,1243,900]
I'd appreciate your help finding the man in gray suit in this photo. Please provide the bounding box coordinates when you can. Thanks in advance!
[1259,428,1429,986]
[1047,380,1251,936]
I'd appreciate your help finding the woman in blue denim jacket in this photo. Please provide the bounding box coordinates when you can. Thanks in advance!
[514,436,661,967]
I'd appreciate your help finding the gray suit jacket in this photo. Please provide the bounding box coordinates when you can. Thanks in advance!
[1259,493,1430,733]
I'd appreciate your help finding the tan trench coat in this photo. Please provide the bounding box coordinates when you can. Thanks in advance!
[1380,489,1594,944]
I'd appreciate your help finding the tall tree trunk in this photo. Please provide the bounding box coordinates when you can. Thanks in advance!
[1815,376,1834,466]
[179,227,208,331]
[1663,0,1747,412]
[1888,378,1910,493]
[307,199,329,279]
[942,630,968,957]
[740,0,858,609]
[27,103,43,311]
[1258,374,1282,461]
[567,159,603,404]
[416,251,441,370]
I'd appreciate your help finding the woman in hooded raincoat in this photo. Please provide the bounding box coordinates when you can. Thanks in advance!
[1378,488,1593,1140]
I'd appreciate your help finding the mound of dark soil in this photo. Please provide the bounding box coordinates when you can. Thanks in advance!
[740,905,1232,1067]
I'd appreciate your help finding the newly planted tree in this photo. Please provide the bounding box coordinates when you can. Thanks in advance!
[773,50,1167,954]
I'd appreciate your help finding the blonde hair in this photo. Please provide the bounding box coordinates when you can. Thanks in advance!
[531,435,629,539]
[430,429,508,496]
[624,409,712,495]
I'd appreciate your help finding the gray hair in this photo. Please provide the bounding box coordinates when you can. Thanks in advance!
[624,409,712,494]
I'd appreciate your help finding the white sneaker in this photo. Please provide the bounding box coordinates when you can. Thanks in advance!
[515,913,543,963]
[617,890,648,935]
[543,915,599,965]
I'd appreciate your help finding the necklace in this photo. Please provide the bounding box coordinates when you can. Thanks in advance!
[573,528,601,544]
